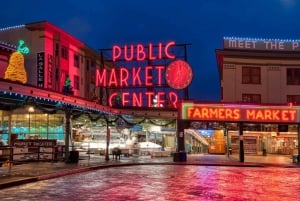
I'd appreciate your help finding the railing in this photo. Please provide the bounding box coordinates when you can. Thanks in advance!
[0,145,65,167]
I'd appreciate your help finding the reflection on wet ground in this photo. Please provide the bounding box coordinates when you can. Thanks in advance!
[0,165,299,201]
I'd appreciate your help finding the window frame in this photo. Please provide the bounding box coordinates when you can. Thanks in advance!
[242,66,261,84]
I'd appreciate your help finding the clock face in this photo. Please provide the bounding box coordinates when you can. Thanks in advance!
[165,60,193,90]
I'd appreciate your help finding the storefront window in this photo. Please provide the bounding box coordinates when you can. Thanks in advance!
[0,111,65,145]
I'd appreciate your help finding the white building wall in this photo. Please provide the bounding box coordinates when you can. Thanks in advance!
[222,57,300,104]
[222,64,236,102]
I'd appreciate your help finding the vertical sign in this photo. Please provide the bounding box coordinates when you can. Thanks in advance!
[48,54,53,89]
[37,52,44,88]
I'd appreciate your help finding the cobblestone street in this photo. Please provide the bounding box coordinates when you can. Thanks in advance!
[1,163,300,201]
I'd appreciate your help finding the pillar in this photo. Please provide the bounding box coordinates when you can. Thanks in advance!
[297,124,300,164]
[176,119,185,152]
[64,108,71,162]
[105,120,110,161]
[239,122,244,162]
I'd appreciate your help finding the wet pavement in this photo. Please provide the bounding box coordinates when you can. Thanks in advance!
[0,153,299,200]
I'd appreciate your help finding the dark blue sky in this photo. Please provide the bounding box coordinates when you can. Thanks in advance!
[1,0,300,101]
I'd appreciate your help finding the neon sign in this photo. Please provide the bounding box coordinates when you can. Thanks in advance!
[96,66,165,87]
[4,40,29,84]
[112,41,175,61]
[181,102,300,123]
[223,37,300,51]
[17,39,30,54]
[96,41,185,108]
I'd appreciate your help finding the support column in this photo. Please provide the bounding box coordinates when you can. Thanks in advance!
[177,119,185,152]
[239,122,244,162]
[297,124,300,164]
[64,108,71,162]
[105,119,110,161]
[7,111,13,165]
[174,119,187,162]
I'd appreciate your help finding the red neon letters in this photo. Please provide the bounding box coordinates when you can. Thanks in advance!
[184,106,298,123]
[112,41,176,62]
[95,41,179,108]
[96,66,165,87]
[109,91,178,108]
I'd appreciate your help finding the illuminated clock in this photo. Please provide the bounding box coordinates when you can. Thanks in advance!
[165,60,193,90]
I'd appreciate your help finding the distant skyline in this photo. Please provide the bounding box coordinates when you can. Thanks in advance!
[1,0,300,101]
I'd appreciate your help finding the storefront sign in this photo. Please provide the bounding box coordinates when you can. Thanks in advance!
[181,102,300,123]
[47,54,53,89]
[96,41,192,108]
[14,139,57,147]
[37,52,44,87]
[223,37,300,51]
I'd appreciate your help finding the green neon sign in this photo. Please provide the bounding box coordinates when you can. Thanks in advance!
[17,39,29,54]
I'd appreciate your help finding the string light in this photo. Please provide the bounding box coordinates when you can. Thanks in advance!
[223,36,300,42]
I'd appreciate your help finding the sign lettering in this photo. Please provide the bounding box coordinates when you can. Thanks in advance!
[224,37,300,51]
[181,103,300,123]
[37,52,44,87]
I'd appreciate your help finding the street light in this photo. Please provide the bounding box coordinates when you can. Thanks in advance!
[28,106,35,137]
[105,123,111,161]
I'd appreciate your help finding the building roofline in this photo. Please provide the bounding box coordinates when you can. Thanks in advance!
[25,20,104,60]
[0,41,16,52]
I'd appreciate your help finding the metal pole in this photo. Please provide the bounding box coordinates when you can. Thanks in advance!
[226,128,229,158]
[47,114,49,139]
[239,122,244,162]
[8,111,12,173]
[297,123,300,164]
[105,119,110,161]
[64,108,71,162]
[184,44,189,100]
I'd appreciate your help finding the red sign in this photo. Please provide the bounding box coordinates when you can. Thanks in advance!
[181,102,300,123]
[165,60,193,90]
[96,41,192,108]
[112,41,175,62]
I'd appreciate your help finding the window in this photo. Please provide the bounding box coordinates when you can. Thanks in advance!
[74,75,79,90]
[61,46,68,59]
[287,68,300,85]
[74,54,79,67]
[287,95,300,104]
[91,60,96,84]
[242,66,261,84]
[86,60,90,71]
[55,43,59,56]
[242,94,261,103]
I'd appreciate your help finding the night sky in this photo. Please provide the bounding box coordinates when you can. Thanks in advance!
[1,0,300,101]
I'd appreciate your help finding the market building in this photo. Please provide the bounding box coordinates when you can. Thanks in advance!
[0,21,202,164]
[0,20,299,165]
[207,37,300,161]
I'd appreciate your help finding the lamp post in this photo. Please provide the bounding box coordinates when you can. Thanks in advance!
[28,106,35,138]
[105,121,110,161]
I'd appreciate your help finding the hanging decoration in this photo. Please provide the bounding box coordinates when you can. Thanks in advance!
[62,76,74,95]
[4,39,29,84]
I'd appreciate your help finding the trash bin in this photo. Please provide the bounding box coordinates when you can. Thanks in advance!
[173,152,187,162]
[292,155,298,163]
[263,149,267,156]
[69,150,79,163]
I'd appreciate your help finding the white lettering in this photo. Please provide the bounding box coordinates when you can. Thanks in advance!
[293,42,299,50]
[228,40,237,48]
[279,42,284,50]
[229,40,256,49]
[264,41,285,50]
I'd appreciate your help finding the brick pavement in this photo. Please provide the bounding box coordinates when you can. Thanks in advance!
[0,153,299,189]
